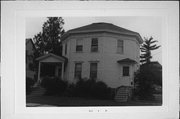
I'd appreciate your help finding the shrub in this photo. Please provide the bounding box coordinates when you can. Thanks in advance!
[91,81,111,99]
[41,76,68,96]
[26,77,35,95]
[66,78,112,99]
[134,66,156,100]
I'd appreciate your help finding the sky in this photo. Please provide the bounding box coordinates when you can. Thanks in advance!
[26,16,162,64]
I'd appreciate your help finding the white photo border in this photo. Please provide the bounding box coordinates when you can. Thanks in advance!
[1,1,179,119]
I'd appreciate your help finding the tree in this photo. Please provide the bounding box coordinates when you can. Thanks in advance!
[140,37,160,64]
[33,17,65,57]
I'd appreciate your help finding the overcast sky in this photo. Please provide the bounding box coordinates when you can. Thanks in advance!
[26,16,162,64]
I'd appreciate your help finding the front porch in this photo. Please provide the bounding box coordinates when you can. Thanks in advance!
[36,53,67,85]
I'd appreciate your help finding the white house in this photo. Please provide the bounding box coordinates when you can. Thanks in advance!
[61,22,143,88]
[36,22,143,89]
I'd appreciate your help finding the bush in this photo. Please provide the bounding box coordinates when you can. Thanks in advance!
[134,66,156,100]
[41,76,68,96]
[91,81,111,99]
[66,78,112,99]
[26,77,35,95]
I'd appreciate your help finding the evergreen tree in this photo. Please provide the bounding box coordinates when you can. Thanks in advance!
[33,17,65,57]
[140,37,160,64]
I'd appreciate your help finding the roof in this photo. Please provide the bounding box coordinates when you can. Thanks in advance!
[117,58,137,64]
[62,22,143,44]
[36,53,68,62]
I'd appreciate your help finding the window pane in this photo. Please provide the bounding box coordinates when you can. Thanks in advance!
[76,45,83,52]
[123,66,129,76]
[91,38,98,52]
[65,43,67,55]
[75,63,82,78]
[90,63,97,79]
[117,40,123,54]
[76,39,83,52]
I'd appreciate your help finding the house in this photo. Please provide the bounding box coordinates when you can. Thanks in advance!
[26,38,36,79]
[36,22,143,89]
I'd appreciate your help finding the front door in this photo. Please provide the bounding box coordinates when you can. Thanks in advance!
[122,65,132,86]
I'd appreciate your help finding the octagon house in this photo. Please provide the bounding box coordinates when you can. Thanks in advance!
[61,22,143,88]
[36,23,143,90]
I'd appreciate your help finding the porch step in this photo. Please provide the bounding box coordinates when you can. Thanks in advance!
[114,86,132,102]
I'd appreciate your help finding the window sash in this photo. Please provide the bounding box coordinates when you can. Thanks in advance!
[91,38,98,52]
[74,63,82,78]
[76,39,83,52]
[90,63,97,79]
[76,45,83,52]
[123,66,129,76]
[117,40,123,54]
[65,43,67,55]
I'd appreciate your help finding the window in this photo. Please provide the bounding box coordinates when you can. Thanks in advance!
[90,62,98,79]
[123,66,129,76]
[74,63,82,78]
[91,38,98,52]
[76,39,83,52]
[65,43,67,55]
[117,40,123,54]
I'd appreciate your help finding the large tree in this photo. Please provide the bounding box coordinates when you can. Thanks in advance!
[33,17,65,57]
[140,37,160,64]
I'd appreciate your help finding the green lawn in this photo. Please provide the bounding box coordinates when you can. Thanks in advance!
[26,95,162,107]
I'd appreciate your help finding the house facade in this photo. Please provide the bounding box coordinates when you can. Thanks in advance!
[61,23,143,88]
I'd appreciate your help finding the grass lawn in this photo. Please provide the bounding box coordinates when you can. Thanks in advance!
[26,95,162,107]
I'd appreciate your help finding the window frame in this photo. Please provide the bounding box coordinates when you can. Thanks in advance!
[65,43,67,55]
[117,39,124,54]
[122,66,130,76]
[91,38,98,52]
[90,62,98,79]
[74,62,82,79]
[76,39,83,52]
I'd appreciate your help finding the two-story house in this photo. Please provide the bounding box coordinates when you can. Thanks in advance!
[60,22,143,88]
[36,22,143,90]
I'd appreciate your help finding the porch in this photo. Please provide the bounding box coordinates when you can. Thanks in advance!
[36,53,68,85]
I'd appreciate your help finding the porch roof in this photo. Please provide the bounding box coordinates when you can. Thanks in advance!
[36,53,68,63]
[117,58,137,64]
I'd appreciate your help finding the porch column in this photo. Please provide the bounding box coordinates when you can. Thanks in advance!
[38,61,41,84]
[61,62,64,79]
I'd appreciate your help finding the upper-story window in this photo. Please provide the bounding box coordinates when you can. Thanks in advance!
[117,40,124,54]
[65,43,67,55]
[91,38,98,52]
[74,62,82,79]
[76,39,83,52]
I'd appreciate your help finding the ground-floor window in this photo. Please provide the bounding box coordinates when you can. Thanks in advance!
[123,66,130,76]
[90,62,98,79]
[74,63,82,79]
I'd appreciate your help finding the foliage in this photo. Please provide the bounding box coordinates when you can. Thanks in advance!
[26,77,35,95]
[66,78,113,99]
[134,65,156,100]
[41,76,68,96]
[33,17,65,57]
[140,37,160,64]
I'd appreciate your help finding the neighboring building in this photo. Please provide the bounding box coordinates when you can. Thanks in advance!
[61,22,143,88]
[26,38,36,79]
